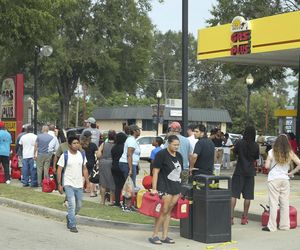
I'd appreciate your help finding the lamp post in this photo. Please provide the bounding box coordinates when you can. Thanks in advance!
[156,89,162,136]
[246,73,254,126]
[33,45,53,134]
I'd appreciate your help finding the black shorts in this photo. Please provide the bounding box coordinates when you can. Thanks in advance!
[231,175,254,200]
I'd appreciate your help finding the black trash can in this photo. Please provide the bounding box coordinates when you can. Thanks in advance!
[192,174,231,243]
[180,183,193,239]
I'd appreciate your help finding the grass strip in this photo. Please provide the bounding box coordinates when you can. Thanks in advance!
[0,185,179,226]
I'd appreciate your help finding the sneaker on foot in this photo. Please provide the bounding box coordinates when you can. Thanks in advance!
[70,227,78,233]
[6,180,11,184]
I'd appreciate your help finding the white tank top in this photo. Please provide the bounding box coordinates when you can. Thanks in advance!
[267,149,290,181]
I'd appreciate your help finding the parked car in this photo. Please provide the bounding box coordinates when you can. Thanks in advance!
[65,127,85,137]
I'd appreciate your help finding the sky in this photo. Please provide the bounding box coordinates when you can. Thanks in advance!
[149,0,217,37]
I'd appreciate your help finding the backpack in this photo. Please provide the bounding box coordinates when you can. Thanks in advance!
[61,150,86,185]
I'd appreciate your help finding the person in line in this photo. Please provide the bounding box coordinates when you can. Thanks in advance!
[111,132,128,207]
[210,128,225,166]
[55,126,67,144]
[187,124,198,152]
[0,122,12,184]
[119,124,141,211]
[190,124,215,176]
[19,125,38,187]
[149,135,183,245]
[56,136,90,233]
[15,127,26,172]
[35,125,54,186]
[165,122,191,184]
[149,136,163,175]
[82,117,101,147]
[262,134,300,232]
[222,133,233,169]
[98,130,116,205]
[80,131,99,197]
[231,126,259,225]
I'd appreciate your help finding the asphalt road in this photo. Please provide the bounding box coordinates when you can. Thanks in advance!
[2,205,300,250]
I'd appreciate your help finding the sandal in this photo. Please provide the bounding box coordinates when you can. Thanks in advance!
[149,236,162,245]
[161,237,175,244]
[90,193,98,197]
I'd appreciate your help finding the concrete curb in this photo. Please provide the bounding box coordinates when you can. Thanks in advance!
[0,197,179,232]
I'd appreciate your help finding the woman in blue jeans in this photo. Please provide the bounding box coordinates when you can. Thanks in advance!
[119,124,141,211]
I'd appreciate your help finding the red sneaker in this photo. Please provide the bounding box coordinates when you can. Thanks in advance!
[241,215,248,225]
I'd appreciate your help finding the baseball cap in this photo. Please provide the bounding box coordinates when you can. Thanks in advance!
[83,130,92,137]
[84,117,96,124]
[169,121,181,132]
[0,121,5,128]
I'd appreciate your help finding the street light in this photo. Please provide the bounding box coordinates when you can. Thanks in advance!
[156,89,162,136]
[246,73,254,126]
[33,45,53,134]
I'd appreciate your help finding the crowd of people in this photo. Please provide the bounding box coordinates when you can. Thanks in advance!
[2,118,300,240]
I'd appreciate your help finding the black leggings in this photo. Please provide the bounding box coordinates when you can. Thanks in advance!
[111,168,125,205]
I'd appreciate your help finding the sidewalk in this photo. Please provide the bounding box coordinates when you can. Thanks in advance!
[3,161,300,228]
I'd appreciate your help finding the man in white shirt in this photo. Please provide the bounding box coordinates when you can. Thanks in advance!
[56,136,90,233]
[187,124,198,152]
[222,133,233,169]
[19,126,38,187]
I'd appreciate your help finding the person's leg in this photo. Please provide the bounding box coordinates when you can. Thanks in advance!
[29,158,37,187]
[162,194,179,242]
[64,186,76,229]
[99,186,106,205]
[43,154,51,179]
[152,195,172,242]
[74,187,83,215]
[131,164,137,187]
[267,180,280,231]
[22,158,29,186]
[241,176,254,224]
[231,175,241,224]
[279,180,290,230]
[2,156,10,181]
[36,155,43,186]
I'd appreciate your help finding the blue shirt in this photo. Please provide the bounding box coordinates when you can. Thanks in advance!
[36,133,54,154]
[150,146,162,161]
[0,129,12,156]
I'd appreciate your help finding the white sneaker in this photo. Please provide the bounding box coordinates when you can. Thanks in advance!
[6,180,11,184]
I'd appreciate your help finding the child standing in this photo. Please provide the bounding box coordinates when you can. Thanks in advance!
[149,137,163,175]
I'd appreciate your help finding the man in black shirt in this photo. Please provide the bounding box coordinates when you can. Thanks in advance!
[190,124,215,176]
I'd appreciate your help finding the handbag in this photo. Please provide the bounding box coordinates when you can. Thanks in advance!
[89,161,100,184]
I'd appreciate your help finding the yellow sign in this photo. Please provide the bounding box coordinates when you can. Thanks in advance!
[197,11,300,67]
[274,109,297,117]
[3,121,16,146]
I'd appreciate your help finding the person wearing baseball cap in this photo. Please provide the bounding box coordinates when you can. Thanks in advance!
[82,117,101,147]
[165,121,192,184]
[0,121,12,184]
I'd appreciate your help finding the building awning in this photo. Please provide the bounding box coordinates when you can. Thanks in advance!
[197,11,300,68]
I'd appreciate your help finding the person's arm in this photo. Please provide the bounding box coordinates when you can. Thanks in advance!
[288,152,300,176]
[96,143,103,159]
[151,168,160,194]
[34,142,38,160]
[189,153,198,172]
[56,165,63,194]
[264,153,272,169]
[127,147,135,175]
[83,164,90,189]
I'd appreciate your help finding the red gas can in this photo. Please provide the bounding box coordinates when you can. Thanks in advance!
[171,196,189,219]
[11,169,21,179]
[139,192,163,218]
[261,204,297,229]
[42,178,54,193]
[0,165,5,183]
[11,155,18,170]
